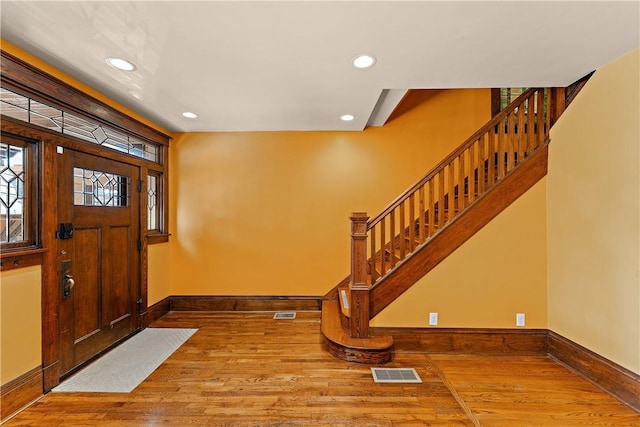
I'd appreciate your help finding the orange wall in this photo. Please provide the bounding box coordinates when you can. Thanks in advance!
[147,243,172,305]
[169,89,491,296]
[0,266,42,384]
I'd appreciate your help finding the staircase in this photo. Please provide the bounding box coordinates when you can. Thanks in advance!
[321,86,575,363]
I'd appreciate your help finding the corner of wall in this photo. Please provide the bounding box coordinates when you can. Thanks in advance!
[547,48,640,374]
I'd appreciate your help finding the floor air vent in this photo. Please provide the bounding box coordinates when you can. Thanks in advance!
[371,368,422,383]
[273,312,296,320]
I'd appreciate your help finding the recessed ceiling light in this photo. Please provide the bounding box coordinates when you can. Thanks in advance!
[106,57,136,71]
[182,112,198,119]
[341,114,355,121]
[352,54,376,69]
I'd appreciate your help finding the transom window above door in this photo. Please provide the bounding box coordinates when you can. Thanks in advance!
[0,87,160,163]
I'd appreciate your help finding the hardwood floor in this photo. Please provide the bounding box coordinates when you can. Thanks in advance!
[4,312,639,426]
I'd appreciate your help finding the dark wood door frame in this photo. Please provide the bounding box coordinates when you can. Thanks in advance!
[49,137,146,390]
[51,138,144,389]
[1,117,145,391]
[2,50,171,393]
[57,148,141,377]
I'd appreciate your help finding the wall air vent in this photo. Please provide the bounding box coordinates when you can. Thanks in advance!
[273,312,296,320]
[371,368,422,383]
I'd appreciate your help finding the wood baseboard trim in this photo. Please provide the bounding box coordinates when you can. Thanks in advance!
[141,297,171,328]
[377,327,639,410]
[41,361,59,393]
[547,330,640,412]
[1,366,42,423]
[170,295,322,312]
[375,327,548,355]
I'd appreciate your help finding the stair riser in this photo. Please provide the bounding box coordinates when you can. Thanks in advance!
[322,339,392,364]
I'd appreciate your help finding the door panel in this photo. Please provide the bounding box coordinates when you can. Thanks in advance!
[103,225,132,327]
[58,149,140,377]
[72,227,100,341]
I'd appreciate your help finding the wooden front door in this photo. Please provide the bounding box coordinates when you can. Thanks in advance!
[57,149,141,376]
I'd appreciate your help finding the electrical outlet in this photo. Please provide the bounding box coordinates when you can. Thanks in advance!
[429,312,438,326]
[516,313,525,327]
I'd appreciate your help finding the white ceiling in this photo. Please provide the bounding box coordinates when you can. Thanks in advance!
[1,1,638,133]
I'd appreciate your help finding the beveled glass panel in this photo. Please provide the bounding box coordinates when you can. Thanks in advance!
[0,100,29,122]
[30,99,64,132]
[73,167,129,207]
[0,87,29,110]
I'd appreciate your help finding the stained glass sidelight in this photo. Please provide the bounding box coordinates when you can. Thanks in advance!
[74,168,129,207]
[147,174,158,230]
[0,142,26,243]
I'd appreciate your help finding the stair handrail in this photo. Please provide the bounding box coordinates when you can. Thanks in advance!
[361,87,564,289]
[368,87,547,229]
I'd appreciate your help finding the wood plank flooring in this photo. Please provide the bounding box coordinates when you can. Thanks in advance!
[4,312,639,426]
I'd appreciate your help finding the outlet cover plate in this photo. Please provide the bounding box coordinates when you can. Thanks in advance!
[516,313,525,327]
[429,312,438,326]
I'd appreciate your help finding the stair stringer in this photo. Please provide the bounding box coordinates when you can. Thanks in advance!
[369,142,549,318]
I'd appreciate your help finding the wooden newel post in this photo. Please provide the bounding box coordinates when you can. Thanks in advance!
[350,212,370,338]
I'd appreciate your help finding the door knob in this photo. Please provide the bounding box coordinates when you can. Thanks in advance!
[63,274,75,298]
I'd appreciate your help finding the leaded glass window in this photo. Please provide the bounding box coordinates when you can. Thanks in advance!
[0,134,37,249]
[74,168,129,207]
[1,87,160,162]
[147,174,158,231]
[0,142,25,242]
